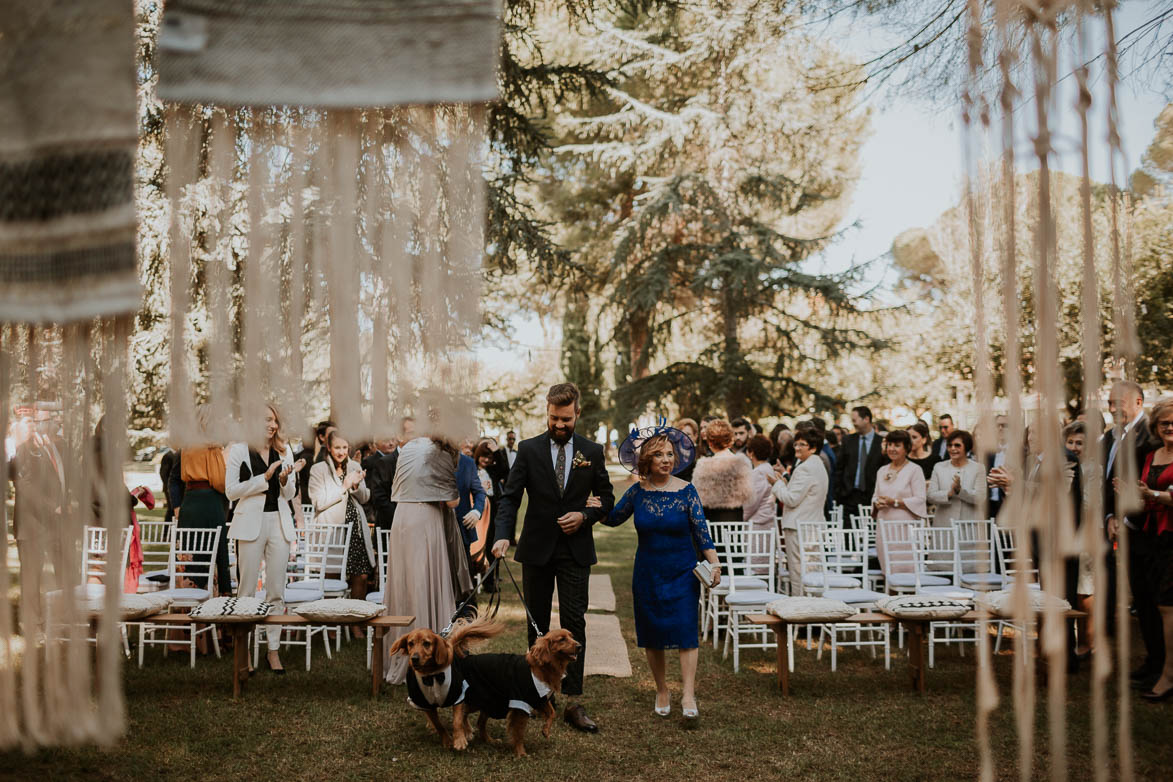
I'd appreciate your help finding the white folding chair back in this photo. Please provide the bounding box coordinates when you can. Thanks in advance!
[305,522,351,597]
[911,527,973,598]
[139,527,222,668]
[162,527,222,607]
[719,526,783,671]
[796,521,862,595]
[302,503,315,525]
[82,526,110,583]
[994,525,1039,586]
[136,520,176,592]
[953,519,1004,592]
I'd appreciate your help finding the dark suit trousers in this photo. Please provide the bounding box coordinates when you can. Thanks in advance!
[522,541,589,697]
[1129,528,1166,670]
[841,489,871,528]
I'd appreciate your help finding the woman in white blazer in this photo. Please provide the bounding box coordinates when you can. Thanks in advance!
[308,430,374,614]
[771,429,829,594]
[226,404,302,673]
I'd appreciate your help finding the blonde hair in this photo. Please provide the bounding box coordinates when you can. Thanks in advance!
[266,403,286,451]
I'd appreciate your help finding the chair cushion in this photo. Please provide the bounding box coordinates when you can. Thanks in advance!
[802,573,862,589]
[725,590,786,606]
[886,572,950,588]
[975,589,1071,618]
[766,596,855,622]
[712,576,768,593]
[876,595,970,620]
[116,592,173,620]
[960,573,1006,587]
[821,588,887,605]
[291,598,382,622]
[189,596,273,622]
[284,585,326,603]
[365,590,384,603]
[155,587,211,602]
[919,585,975,601]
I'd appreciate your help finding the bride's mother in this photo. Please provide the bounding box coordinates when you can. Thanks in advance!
[593,426,719,721]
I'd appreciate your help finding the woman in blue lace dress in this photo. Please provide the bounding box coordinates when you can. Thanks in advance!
[592,427,720,720]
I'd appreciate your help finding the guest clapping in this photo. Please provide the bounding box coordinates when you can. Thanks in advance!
[772,428,829,594]
[1133,398,1173,701]
[927,430,986,527]
[308,430,374,608]
[873,430,928,575]
[226,404,304,673]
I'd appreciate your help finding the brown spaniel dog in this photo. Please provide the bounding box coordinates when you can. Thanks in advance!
[454,628,581,757]
[388,617,503,748]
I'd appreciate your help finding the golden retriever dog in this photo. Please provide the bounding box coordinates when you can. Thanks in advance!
[388,617,503,748]
[453,628,582,757]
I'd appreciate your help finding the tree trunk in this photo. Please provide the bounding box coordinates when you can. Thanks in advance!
[629,311,652,381]
[721,284,742,418]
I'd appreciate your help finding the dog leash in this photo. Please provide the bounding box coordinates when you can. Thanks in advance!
[440,556,544,640]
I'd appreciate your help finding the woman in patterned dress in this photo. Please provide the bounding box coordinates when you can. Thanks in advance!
[591,428,720,720]
[308,430,374,617]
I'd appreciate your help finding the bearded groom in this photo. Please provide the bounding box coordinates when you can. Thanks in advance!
[491,382,615,732]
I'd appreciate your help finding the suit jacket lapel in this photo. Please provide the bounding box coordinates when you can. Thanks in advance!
[535,433,558,492]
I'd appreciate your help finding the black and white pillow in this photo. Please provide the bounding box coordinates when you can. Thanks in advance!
[189,596,273,622]
[876,595,969,620]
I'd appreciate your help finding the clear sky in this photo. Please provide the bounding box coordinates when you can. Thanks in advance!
[815,1,1170,281]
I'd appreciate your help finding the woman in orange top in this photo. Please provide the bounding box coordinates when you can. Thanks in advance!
[175,406,231,595]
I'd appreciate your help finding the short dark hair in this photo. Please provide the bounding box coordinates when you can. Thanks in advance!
[746,434,773,461]
[939,413,953,423]
[794,428,824,452]
[316,420,335,437]
[547,383,581,410]
[473,441,495,462]
[884,428,911,454]
[506,430,516,436]
[947,429,973,453]
[1063,421,1085,439]
[701,414,720,424]
[731,417,751,430]
[805,417,827,433]
[852,406,873,422]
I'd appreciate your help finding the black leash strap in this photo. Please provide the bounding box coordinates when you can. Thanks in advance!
[440,555,544,640]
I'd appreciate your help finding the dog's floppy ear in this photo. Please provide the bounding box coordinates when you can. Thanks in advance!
[526,635,552,668]
[388,634,410,657]
[434,634,452,668]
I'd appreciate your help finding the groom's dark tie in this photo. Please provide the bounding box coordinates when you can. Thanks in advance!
[555,442,566,497]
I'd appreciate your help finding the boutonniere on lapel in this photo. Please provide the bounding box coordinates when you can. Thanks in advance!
[571,450,590,470]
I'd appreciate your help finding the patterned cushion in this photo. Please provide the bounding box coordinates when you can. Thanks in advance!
[876,595,970,620]
[975,589,1071,618]
[291,598,382,622]
[766,596,855,622]
[188,596,273,622]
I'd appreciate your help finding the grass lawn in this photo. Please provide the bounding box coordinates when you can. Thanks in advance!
[2,481,1171,781]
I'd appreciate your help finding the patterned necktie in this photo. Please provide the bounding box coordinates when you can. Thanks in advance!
[855,435,866,490]
[555,442,566,497]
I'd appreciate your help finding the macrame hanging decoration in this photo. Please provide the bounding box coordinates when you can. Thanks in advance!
[0,0,138,750]
[966,2,1137,780]
[155,0,501,449]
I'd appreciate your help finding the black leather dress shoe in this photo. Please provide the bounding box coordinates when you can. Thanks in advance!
[564,704,598,733]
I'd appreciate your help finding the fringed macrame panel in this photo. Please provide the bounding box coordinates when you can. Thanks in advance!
[965,2,1137,780]
[1,0,137,750]
[155,1,498,448]
[0,321,132,750]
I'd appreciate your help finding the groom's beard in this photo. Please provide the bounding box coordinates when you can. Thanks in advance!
[548,425,575,445]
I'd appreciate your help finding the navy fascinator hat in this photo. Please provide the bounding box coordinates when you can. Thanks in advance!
[618,419,697,476]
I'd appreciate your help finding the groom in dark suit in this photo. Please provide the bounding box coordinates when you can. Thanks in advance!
[491,382,615,732]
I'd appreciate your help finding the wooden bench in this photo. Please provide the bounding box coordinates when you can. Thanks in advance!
[746,609,1086,695]
[136,613,413,698]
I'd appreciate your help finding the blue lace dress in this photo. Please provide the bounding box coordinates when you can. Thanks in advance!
[605,483,715,649]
